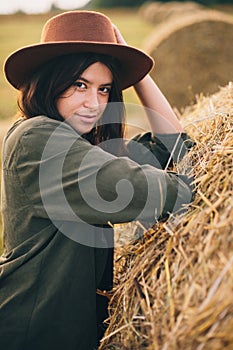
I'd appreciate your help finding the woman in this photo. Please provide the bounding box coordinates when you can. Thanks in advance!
[0,11,193,350]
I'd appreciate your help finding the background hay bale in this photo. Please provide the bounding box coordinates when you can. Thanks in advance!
[140,1,204,24]
[144,10,233,110]
[99,83,233,350]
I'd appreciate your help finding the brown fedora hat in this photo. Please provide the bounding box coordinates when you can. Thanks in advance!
[4,10,154,90]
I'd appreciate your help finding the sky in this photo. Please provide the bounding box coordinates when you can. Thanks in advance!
[0,0,90,14]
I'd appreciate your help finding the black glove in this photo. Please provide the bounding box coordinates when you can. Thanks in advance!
[159,172,195,221]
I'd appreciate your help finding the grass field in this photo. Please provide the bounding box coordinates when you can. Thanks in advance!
[0,8,154,253]
[0,5,232,253]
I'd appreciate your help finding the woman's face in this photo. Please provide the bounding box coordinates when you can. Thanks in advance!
[57,61,113,135]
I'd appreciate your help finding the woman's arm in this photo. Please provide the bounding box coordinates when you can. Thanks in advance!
[134,76,184,133]
[113,25,183,134]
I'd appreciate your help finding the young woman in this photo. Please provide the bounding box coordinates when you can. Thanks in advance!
[0,11,193,350]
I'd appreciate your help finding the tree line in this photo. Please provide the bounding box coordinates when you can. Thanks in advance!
[92,0,233,8]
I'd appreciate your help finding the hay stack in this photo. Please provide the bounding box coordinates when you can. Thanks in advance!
[144,10,233,110]
[140,1,204,24]
[99,83,233,350]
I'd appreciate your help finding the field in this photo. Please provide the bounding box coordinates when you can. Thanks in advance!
[0,5,232,255]
[0,6,233,349]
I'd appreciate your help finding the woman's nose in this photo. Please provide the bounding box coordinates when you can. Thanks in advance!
[84,89,99,111]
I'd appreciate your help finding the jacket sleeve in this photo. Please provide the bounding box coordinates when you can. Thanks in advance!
[15,122,193,225]
[127,132,194,169]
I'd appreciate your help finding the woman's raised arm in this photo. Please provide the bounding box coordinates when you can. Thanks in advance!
[113,24,183,134]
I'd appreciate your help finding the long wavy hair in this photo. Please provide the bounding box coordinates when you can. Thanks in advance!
[17,52,126,155]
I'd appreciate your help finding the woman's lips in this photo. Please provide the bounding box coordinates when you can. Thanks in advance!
[75,113,98,124]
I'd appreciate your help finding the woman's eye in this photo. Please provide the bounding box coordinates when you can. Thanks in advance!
[99,86,111,95]
[73,81,86,89]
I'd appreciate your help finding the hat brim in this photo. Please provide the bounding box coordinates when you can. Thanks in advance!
[4,42,154,90]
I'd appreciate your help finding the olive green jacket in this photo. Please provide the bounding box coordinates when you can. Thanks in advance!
[0,116,193,350]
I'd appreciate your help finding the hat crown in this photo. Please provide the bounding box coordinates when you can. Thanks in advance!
[41,11,117,44]
[4,10,154,90]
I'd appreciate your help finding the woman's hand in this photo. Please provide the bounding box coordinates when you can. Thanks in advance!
[112,24,127,46]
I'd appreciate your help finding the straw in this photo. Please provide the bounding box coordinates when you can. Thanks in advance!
[99,83,233,350]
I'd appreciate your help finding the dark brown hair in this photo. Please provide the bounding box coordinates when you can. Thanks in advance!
[18,52,126,155]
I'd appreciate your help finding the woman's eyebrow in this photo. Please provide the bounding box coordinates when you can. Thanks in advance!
[78,76,112,86]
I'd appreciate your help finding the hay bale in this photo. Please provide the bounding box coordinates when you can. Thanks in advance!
[139,1,164,23]
[140,1,204,24]
[144,10,233,110]
[99,83,233,350]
